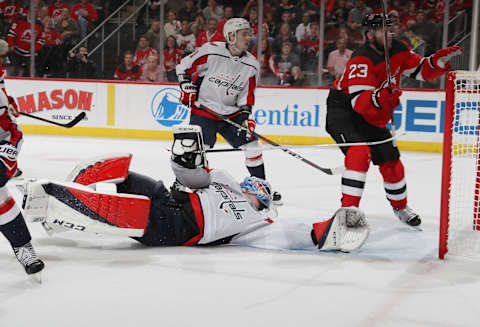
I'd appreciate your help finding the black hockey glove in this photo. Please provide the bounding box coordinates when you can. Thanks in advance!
[237,105,255,141]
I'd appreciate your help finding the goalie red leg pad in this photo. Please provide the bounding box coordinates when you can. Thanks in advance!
[42,183,150,230]
[341,146,371,208]
[311,218,334,248]
[72,155,132,186]
[379,159,407,209]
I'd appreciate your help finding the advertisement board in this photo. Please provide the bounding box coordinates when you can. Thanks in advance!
[7,77,447,152]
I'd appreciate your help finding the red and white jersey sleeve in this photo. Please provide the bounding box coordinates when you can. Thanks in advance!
[176,42,260,115]
[195,169,270,245]
[334,38,448,116]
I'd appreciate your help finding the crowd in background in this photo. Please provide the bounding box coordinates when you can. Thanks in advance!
[0,0,473,86]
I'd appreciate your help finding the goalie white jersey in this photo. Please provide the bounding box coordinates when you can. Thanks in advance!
[172,163,270,244]
[176,41,259,116]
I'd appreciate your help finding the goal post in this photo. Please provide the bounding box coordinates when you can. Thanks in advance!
[439,71,480,259]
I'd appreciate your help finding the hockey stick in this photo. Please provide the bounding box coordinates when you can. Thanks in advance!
[19,112,86,128]
[203,132,405,153]
[195,103,344,175]
[379,0,397,147]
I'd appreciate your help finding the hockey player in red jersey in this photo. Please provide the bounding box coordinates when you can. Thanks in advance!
[0,41,44,276]
[176,17,282,204]
[327,14,462,227]
[21,125,370,253]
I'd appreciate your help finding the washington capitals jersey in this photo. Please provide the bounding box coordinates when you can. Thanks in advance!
[332,38,439,114]
[171,163,271,245]
[176,42,259,116]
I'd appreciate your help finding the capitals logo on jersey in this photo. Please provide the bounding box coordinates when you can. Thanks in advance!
[207,73,245,96]
[151,87,189,127]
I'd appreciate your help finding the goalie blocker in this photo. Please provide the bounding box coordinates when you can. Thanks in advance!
[22,132,370,252]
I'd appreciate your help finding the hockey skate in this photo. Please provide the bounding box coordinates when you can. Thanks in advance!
[13,242,44,275]
[393,206,421,227]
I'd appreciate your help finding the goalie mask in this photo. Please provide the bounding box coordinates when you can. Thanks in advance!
[240,176,273,211]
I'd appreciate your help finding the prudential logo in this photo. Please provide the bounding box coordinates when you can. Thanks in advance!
[151,88,189,127]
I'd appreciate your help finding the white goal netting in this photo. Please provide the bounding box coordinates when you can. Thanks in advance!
[441,71,480,259]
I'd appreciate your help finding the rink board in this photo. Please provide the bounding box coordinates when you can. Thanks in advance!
[6,77,446,153]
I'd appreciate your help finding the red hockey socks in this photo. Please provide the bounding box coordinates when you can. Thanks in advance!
[341,146,371,207]
[379,159,407,209]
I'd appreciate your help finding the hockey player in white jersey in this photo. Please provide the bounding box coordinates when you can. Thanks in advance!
[176,17,282,204]
[0,40,44,276]
[21,125,369,253]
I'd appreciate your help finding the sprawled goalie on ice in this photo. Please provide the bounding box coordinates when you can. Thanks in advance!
[21,125,370,253]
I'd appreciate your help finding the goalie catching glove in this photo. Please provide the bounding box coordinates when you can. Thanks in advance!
[311,207,370,252]
[171,125,207,169]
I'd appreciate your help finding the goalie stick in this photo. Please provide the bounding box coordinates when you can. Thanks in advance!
[379,0,397,147]
[19,111,86,128]
[195,103,344,175]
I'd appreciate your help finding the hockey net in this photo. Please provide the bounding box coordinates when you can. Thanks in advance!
[440,71,480,259]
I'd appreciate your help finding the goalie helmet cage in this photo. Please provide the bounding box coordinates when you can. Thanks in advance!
[439,71,480,259]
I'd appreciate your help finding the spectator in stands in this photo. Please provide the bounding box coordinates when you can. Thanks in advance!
[347,0,372,31]
[32,0,47,17]
[0,0,26,35]
[278,10,295,32]
[164,10,181,39]
[217,5,233,34]
[38,16,63,77]
[241,0,273,19]
[272,23,297,55]
[294,0,318,20]
[295,12,311,42]
[401,1,417,28]
[264,10,277,38]
[327,38,352,81]
[392,22,412,49]
[298,21,320,71]
[48,0,70,23]
[177,0,197,23]
[66,45,97,79]
[134,35,158,67]
[329,0,349,28]
[195,18,222,48]
[251,37,277,85]
[140,55,164,83]
[7,15,44,77]
[411,9,439,56]
[275,0,295,18]
[176,20,196,56]
[283,66,306,86]
[140,54,162,82]
[71,0,98,39]
[164,35,182,82]
[269,41,301,85]
[114,51,141,81]
[55,8,79,57]
[202,0,223,21]
[36,5,49,22]
[145,19,161,52]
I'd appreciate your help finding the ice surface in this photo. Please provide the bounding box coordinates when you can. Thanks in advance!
[0,135,479,327]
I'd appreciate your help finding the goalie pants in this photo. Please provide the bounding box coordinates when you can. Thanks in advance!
[117,172,202,246]
[326,89,407,209]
